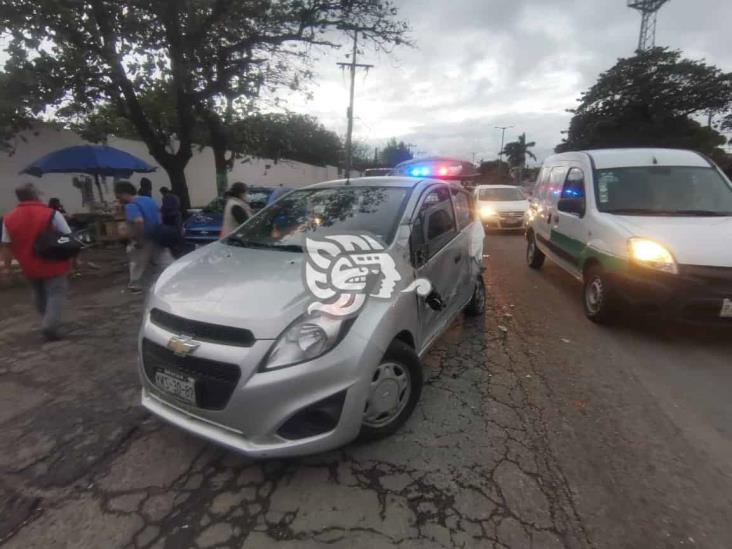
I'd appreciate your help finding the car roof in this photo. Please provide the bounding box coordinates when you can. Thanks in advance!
[546,148,711,170]
[304,176,464,193]
[474,184,522,190]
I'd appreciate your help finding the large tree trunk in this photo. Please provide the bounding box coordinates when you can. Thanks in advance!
[163,162,191,211]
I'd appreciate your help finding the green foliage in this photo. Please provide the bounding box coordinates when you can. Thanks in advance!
[229,113,343,167]
[502,133,536,168]
[379,138,413,167]
[556,48,732,155]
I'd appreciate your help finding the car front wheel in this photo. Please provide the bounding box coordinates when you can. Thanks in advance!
[465,275,486,316]
[583,265,617,324]
[527,233,545,269]
[359,340,423,441]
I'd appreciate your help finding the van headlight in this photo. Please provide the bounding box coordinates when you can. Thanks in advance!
[628,238,678,274]
[480,206,497,218]
[261,313,355,371]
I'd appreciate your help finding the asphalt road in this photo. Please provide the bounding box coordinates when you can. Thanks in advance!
[1,238,732,548]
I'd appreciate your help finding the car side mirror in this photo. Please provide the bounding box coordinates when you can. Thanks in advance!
[558,197,585,216]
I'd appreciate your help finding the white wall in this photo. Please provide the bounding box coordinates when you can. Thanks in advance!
[1,124,345,214]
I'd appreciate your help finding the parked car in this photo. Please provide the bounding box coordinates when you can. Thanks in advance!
[183,186,292,245]
[474,184,530,230]
[526,148,732,324]
[138,177,486,457]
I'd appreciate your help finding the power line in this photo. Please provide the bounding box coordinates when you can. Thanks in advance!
[337,30,374,175]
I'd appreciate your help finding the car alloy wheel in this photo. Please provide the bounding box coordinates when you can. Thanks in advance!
[363,362,412,428]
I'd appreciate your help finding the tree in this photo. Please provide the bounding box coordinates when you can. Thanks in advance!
[556,48,732,159]
[379,138,412,167]
[0,1,409,208]
[229,113,343,167]
[502,133,536,168]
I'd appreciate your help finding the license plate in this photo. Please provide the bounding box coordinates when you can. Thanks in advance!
[154,369,197,405]
[721,299,732,318]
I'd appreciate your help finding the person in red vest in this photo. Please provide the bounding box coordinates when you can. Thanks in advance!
[1,183,72,341]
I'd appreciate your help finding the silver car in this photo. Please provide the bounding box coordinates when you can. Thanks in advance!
[138,177,486,458]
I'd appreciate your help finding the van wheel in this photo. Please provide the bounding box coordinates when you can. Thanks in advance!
[359,341,423,441]
[527,234,545,269]
[583,265,617,324]
[465,275,486,316]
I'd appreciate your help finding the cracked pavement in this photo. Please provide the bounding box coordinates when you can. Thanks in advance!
[2,237,732,548]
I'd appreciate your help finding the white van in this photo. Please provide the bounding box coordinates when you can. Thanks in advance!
[525,148,732,324]
[474,184,530,230]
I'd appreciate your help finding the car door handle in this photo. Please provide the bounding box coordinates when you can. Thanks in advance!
[454,253,462,264]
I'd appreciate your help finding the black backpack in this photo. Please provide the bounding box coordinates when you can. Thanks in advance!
[34,211,83,261]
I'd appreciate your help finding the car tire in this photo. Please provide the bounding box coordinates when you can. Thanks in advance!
[527,233,545,269]
[583,265,617,324]
[358,340,423,441]
[465,275,486,317]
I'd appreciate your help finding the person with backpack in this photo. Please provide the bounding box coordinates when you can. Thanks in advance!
[114,181,173,294]
[1,183,73,341]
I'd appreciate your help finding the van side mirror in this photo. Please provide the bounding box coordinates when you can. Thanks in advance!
[558,197,585,217]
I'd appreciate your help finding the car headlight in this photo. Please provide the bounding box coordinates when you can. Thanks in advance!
[261,313,355,371]
[480,206,498,218]
[628,238,678,274]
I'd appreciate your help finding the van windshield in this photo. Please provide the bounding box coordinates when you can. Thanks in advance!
[477,187,525,201]
[595,166,732,216]
[225,186,410,251]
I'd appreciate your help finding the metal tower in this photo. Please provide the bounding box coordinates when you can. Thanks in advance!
[628,0,670,51]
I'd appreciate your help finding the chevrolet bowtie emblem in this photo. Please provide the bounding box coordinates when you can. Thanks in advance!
[167,335,200,357]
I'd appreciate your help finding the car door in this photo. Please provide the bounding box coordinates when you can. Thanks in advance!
[535,165,568,255]
[450,185,476,307]
[552,166,588,275]
[410,184,462,348]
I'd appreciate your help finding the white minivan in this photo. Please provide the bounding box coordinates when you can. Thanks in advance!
[474,184,530,230]
[525,148,732,324]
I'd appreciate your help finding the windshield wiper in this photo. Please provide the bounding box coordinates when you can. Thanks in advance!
[603,208,673,215]
[225,236,302,252]
[670,210,732,217]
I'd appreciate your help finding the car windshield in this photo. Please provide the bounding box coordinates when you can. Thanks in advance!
[595,166,732,216]
[477,187,525,201]
[226,186,410,251]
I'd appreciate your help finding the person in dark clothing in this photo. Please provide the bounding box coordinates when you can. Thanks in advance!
[138,177,153,198]
[159,187,182,227]
[48,197,67,215]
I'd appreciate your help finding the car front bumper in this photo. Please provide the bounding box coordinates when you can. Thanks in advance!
[138,317,384,458]
[481,214,526,230]
[609,265,732,324]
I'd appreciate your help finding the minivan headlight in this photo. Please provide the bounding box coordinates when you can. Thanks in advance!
[628,238,678,274]
[261,313,355,371]
[480,206,497,218]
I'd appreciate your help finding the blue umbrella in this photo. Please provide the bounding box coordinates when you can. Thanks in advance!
[21,144,156,177]
[21,144,157,203]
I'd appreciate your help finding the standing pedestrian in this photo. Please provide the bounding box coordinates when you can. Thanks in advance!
[138,177,153,198]
[114,181,172,294]
[159,186,182,228]
[1,183,72,341]
[221,182,253,236]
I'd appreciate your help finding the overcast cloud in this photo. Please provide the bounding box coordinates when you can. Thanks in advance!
[285,0,732,165]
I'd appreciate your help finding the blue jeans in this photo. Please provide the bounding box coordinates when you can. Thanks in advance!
[29,275,68,335]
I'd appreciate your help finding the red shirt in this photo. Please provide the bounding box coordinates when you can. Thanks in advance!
[3,202,71,279]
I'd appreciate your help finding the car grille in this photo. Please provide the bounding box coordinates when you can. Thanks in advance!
[499,210,525,219]
[679,265,732,291]
[150,308,255,347]
[142,339,241,410]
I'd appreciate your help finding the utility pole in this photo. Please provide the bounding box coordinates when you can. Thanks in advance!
[495,125,514,173]
[337,31,373,176]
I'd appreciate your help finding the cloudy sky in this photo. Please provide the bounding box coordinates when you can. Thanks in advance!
[285,0,732,166]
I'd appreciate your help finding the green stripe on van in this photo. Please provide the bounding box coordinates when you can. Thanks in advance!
[550,229,627,273]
